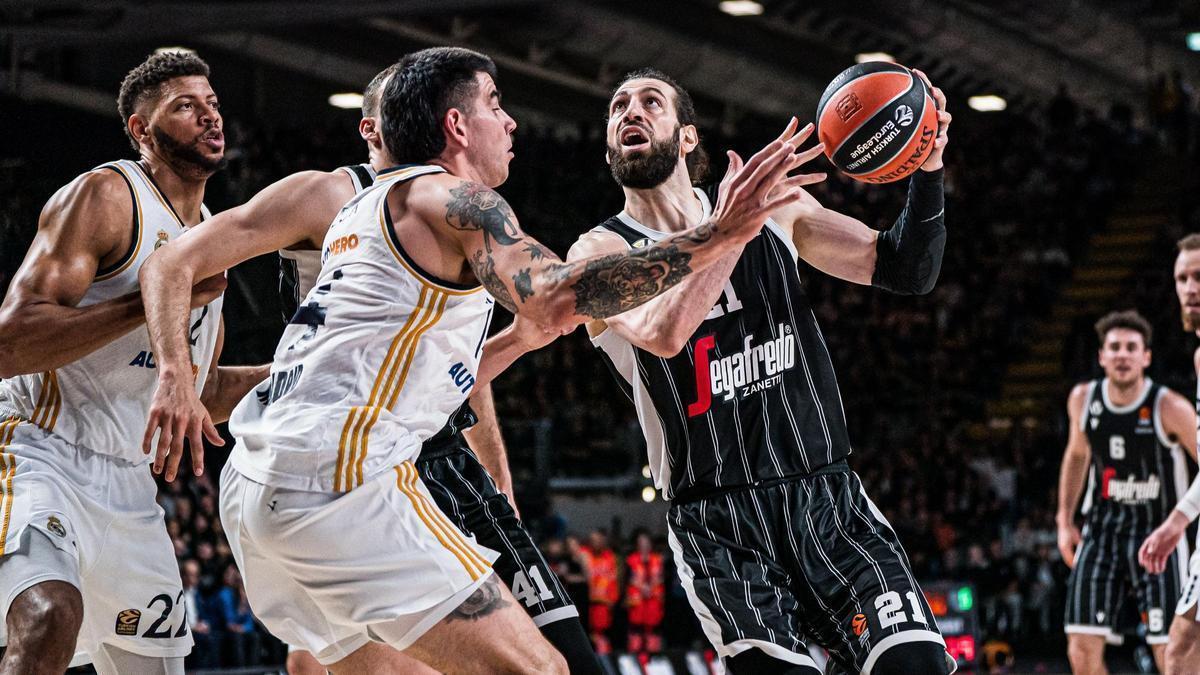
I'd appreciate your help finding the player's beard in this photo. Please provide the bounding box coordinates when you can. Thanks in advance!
[609,127,681,190]
[1183,308,1200,332]
[152,126,227,176]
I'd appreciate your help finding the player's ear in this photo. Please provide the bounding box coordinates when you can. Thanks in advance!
[359,116,378,143]
[680,124,699,156]
[128,113,150,150]
[443,108,468,149]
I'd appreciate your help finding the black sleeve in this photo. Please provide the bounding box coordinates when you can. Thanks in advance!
[871,168,946,295]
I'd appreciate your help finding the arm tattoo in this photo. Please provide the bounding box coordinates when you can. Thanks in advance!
[523,242,552,261]
[570,244,693,318]
[445,182,521,252]
[513,268,534,303]
[449,576,509,622]
[470,250,518,313]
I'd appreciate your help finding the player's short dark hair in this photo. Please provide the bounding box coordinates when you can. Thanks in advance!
[1178,233,1200,252]
[362,64,398,119]
[610,68,710,185]
[381,47,498,166]
[117,51,211,152]
[1095,310,1153,348]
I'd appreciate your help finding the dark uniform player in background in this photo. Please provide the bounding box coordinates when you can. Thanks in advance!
[140,65,601,674]
[1139,234,1200,674]
[565,68,954,675]
[1056,310,1196,674]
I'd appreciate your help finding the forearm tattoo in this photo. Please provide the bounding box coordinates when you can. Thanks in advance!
[448,180,709,319]
[569,244,693,318]
[449,576,508,622]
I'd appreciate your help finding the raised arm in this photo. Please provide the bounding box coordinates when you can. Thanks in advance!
[429,121,812,333]
[0,170,223,378]
[779,69,951,293]
[1056,383,1092,569]
[1139,384,1200,573]
[140,169,347,476]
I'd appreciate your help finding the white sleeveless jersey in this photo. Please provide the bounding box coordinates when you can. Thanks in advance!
[0,159,223,464]
[229,164,495,492]
[278,164,378,312]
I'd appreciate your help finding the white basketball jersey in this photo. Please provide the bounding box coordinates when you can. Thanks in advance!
[278,164,378,311]
[0,159,223,463]
[229,165,495,492]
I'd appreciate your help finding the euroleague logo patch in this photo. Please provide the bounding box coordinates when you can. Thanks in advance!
[115,609,141,636]
[894,104,914,127]
[852,612,868,636]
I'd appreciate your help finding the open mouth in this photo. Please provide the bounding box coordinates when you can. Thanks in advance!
[200,130,224,150]
[620,126,650,151]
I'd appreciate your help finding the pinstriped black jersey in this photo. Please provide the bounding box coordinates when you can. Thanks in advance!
[1079,378,1188,535]
[591,187,852,501]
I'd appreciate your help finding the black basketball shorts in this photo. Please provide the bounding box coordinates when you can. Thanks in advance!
[667,467,952,674]
[1064,518,1186,644]
[418,447,579,627]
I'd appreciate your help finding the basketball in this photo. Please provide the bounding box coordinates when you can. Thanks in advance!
[816,62,938,184]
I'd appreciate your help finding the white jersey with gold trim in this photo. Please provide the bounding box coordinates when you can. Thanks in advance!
[0,159,222,464]
[278,164,378,316]
[229,164,495,493]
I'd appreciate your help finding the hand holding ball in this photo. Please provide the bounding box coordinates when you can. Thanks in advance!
[816,62,938,184]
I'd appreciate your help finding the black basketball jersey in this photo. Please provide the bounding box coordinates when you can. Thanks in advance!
[592,187,852,501]
[1080,378,1186,534]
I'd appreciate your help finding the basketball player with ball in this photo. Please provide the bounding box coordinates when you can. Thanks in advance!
[553,63,954,674]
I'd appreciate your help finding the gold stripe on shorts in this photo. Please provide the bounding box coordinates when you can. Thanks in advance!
[394,462,490,580]
[0,417,23,554]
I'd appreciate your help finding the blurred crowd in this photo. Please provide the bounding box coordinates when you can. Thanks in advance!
[2,74,1199,669]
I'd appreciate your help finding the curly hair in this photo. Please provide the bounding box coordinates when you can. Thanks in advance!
[117,51,211,151]
[610,68,710,185]
[381,47,497,166]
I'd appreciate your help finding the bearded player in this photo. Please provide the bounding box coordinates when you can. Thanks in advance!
[0,52,263,673]
[561,68,954,674]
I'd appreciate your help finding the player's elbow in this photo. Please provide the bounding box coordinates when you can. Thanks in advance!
[643,329,689,358]
[0,314,25,378]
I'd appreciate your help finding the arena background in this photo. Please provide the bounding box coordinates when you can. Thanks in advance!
[2,0,1199,672]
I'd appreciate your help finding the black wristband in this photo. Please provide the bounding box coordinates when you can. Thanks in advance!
[871,169,946,295]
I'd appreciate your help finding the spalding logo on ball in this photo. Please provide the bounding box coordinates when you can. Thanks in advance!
[816,62,937,184]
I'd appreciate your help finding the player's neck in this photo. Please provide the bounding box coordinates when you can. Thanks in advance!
[430,154,489,186]
[368,145,392,173]
[1106,376,1146,407]
[622,170,704,233]
[138,156,207,226]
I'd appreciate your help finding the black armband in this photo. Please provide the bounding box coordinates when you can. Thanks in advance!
[871,168,946,295]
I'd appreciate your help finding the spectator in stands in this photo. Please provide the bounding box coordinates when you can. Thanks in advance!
[181,559,220,669]
[216,564,261,667]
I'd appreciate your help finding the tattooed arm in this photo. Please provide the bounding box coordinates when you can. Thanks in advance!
[569,231,744,357]
[419,122,812,332]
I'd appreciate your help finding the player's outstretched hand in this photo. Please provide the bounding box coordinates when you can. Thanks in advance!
[143,370,224,481]
[713,117,826,246]
[913,69,950,172]
[1139,511,1189,574]
[1057,521,1082,569]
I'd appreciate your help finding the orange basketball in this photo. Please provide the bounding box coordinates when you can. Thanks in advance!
[816,62,938,184]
